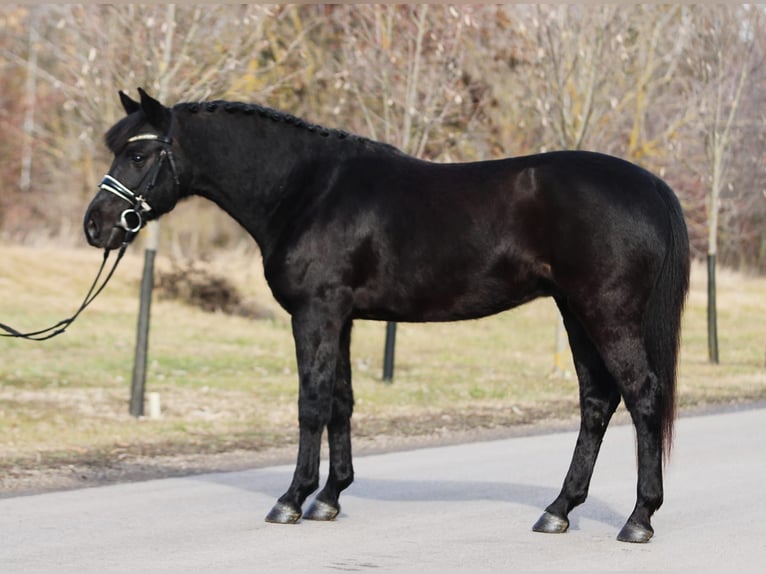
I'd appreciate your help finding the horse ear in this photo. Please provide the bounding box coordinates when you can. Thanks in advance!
[119,90,141,115]
[137,87,169,128]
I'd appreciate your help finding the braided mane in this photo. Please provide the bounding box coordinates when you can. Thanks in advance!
[175,100,390,149]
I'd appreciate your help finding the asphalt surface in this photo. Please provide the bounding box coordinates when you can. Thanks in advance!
[1,406,765,573]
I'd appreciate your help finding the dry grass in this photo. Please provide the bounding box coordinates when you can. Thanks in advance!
[1,244,765,473]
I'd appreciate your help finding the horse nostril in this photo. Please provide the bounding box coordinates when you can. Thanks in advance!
[86,217,100,241]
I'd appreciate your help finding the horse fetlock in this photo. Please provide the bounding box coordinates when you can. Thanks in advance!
[335,470,354,492]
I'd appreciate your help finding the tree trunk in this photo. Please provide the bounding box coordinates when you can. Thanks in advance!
[19,9,38,192]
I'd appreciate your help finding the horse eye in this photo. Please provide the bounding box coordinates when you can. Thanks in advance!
[130,153,145,165]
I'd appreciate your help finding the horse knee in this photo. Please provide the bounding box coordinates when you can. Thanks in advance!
[301,477,321,495]
[331,395,354,423]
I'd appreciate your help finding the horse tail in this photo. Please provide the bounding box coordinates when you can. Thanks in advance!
[644,177,690,462]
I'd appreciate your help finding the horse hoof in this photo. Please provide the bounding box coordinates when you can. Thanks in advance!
[303,499,340,521]
[265,501,302,524]
[617,520,653,543]
[532,511,569,534]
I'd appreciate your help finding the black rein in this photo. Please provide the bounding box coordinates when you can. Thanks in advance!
[0,244,128,341]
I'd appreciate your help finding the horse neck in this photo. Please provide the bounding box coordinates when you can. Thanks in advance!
[176,106,346,255]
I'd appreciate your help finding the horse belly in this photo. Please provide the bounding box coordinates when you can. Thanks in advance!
[352,256,550,323]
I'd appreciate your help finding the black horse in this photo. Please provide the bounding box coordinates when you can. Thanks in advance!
[84,89,689,543]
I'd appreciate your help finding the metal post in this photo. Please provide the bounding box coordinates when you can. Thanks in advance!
[129,222,159,417]
[707,253,719,364]
[382,321,397,382]
[129,247,155,417]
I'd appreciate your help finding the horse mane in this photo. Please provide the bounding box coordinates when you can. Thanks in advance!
[175,100,399,152]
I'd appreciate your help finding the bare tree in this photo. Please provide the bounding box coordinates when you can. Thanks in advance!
[621,6,692,165]
[518,5,691,160]
[524,5,622,151]
[684,6,760,363]
[330,5,481,160]
[17,6,39,193]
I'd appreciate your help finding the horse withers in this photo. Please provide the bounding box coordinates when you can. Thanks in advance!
[84,89,689,543]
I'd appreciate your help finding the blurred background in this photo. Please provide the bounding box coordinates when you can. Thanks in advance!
[1,4,764,271]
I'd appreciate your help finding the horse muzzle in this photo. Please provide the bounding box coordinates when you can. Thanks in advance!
[84,202,143,250]
[84,174,154,249]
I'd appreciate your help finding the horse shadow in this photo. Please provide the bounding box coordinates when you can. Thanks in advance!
[197,468,628,531]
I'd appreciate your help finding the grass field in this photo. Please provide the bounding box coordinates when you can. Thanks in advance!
[1,243,765,472]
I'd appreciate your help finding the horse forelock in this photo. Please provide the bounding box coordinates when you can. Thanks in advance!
[104,112,146,153]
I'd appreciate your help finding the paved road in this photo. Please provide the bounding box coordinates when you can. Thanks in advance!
[2,407,765,573]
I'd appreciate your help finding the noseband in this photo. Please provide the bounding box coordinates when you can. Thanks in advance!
[97,115,180,240]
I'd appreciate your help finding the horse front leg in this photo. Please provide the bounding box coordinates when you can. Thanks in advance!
[265,307,345,524]
[304,319,354,521]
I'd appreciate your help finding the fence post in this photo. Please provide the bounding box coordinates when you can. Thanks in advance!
[129,222,159,417]
[382,321,397,382]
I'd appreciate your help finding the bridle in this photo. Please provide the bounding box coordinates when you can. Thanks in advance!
[98,113,180,242]
[0,115,180,342]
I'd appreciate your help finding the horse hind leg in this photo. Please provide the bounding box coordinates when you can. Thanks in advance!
[583,317,667,543]
[304,320,355,521]
[607,342,666,543]
[533,299,621,535]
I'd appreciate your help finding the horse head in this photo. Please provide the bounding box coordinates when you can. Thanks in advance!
[84,88,184,250]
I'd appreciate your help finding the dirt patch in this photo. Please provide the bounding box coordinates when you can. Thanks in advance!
[155,260,274,319]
